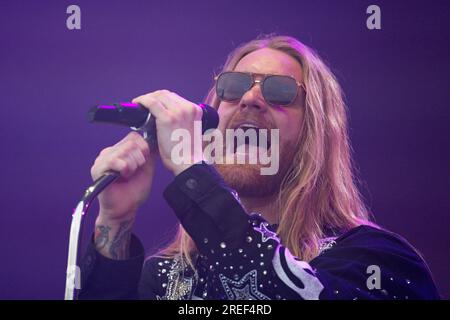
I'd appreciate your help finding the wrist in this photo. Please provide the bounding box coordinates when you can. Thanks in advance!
[96,209,136,227]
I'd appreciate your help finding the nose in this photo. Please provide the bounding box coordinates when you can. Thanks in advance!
[239,81,269,112]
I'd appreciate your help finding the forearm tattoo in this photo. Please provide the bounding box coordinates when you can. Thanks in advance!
[94,225,111,250]
[94,219,133,260]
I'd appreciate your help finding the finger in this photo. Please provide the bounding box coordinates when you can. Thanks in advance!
[152,90,181,113]
[109,148,139,179]
[128,147,146,168]
[92,142,145,180]
[132,94,170,121]
[156,91,202,120]
[113,133,151,160]
[91,156,128,181]
[113,131,142,147]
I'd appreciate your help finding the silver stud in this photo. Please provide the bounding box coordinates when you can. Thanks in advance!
[334,290,339,295]
[260,262,264,266]
[250,260,254,264]
[220,242,226,249]
[161,269,166,274]
[390,277,394,281]
[215,261,219,266]
[260,253,264,258]
[263,270,268,275]
[162,283,167,288]
[229,266,234,270]
[267,245,273,250]
[238,248,243,253]
[257,243,261,248]
[246,236,253,243]
[233,274,240,280]
[158,262,163,266]
[203,238,209,244]
[405,279,411,285]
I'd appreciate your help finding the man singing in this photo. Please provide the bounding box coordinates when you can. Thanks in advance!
[79,35,440,300]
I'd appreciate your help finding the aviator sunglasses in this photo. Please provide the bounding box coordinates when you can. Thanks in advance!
[215,71,305,106]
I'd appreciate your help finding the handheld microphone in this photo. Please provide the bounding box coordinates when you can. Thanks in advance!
[87,102,219,146]
[86,101,219,195]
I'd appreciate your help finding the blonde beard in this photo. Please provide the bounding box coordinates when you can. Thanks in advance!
[214,142,296,198]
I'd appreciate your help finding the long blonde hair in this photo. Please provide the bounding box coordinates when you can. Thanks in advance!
[156,34,375,268]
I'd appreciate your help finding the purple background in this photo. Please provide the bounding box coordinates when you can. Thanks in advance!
[0,0,448,299]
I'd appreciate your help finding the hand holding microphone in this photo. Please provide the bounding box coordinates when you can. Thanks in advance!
[88,90,218,259]
[130,90,215,175]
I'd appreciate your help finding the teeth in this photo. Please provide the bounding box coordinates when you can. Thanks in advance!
[237,123,259,129]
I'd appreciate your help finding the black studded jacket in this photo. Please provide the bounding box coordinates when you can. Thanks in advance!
[79,162,440,300]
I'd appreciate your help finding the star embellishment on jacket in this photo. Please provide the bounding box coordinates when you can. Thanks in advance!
[254,222,279,243]
[219,270,270,300]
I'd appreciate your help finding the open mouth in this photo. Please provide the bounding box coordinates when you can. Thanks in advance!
[231,122,272,154]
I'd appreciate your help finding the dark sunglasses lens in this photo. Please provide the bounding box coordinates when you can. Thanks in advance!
[216,73,252,101]
[263,75,298,105]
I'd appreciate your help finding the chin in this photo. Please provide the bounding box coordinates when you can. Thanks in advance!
[213,137,299,198]
[214,162,287,198]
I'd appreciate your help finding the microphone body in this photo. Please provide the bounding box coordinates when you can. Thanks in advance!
[88,102,219,138]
